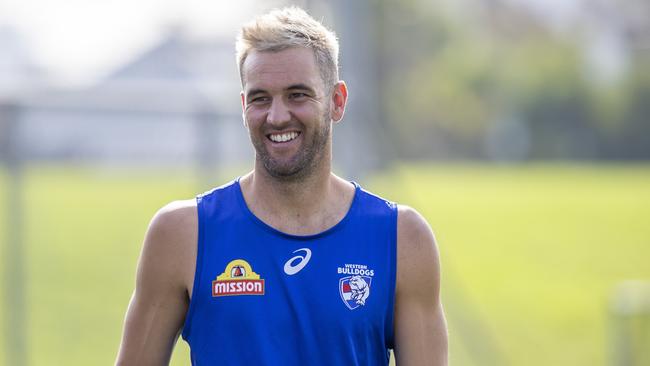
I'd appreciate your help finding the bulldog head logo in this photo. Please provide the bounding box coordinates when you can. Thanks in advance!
[339,275,372,310]
[348,276,370,305]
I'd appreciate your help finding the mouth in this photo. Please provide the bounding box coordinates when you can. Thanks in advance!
[267,131,301,143]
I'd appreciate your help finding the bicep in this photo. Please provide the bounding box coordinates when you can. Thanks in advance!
[116,288,187,365]
[393,206,448,366]
[394,297,447,365]
[115,204,196,365]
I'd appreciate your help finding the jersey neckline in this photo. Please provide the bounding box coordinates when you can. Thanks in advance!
[234,177,361,241]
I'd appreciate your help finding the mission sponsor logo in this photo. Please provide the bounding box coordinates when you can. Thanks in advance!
[338,263,374,310]
[212,259,265,297]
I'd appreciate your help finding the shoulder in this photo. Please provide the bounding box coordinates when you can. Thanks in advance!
[395,205,440,294]
[393,205,448,365]
[397,205,436,251]
[138,199,198,290]
[116,200,198,364]
[144,199,198,258]
[148,199,197,236]
[352,185,397,215]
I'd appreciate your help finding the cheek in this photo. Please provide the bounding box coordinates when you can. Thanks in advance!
[244,108,265,127]
[292,103,322,120]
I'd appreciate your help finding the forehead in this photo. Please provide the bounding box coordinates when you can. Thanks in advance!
[241,47,323,92]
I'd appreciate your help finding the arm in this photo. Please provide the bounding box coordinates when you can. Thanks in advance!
[115,200,198,366]
[393,205,448,366]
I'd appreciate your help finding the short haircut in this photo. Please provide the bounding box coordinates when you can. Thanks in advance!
[236,6,340,90]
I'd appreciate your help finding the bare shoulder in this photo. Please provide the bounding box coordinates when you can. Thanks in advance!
[397,205,435,242]
[116,199,198,365]
[397,205,438,261]
[396,205,440,293]
[150,199,197,233]
[139,199,198,293]
[394,208,448,364]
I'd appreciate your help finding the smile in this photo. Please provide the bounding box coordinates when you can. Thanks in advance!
[268,131,300,143]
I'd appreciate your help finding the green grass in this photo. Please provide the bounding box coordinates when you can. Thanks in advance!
[1,166,199,365]
[0,163,649,365]
[370,163,650,366]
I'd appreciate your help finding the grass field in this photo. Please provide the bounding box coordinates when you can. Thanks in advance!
[0,163,649,365]
[371,164,650,366]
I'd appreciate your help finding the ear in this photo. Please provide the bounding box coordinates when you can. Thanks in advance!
[330,81,348,123]
[240,91,248,128]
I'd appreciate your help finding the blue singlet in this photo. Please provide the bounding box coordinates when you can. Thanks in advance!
[181,179,397,365]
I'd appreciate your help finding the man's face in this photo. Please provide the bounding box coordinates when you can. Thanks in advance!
[240,47,332,180]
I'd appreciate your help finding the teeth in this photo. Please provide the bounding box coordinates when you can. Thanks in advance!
[269,131,299,143]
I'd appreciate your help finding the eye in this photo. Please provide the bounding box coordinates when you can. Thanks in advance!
[250,96,270,104]
[289,92,308,100]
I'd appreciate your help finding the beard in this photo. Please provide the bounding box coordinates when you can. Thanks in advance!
[249,109,331,182]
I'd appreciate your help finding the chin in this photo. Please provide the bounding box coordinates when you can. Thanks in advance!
[265,165,305,180]
[262,158,316,181]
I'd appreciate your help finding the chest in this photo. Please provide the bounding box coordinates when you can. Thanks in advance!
[196,224,393,332]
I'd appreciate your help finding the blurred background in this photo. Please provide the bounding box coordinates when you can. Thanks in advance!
[1,0,649,365]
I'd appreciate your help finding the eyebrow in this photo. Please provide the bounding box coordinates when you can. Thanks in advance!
[286,84,316,94]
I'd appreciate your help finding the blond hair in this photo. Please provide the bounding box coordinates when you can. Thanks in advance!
[236,7,340,90]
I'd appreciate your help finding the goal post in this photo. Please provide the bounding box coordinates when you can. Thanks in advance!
[610,280,650,366]
[0,101,27,366]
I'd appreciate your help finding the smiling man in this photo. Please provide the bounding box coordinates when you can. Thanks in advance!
[115,7,447,366]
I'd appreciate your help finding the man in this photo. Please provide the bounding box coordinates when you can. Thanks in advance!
[116,7,447,366]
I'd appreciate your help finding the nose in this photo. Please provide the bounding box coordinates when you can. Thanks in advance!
[266,98,291,126]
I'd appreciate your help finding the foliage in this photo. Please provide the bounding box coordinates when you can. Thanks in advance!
[378,1,650,160]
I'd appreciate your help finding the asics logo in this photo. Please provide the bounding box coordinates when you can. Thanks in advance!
[283,248,312,275]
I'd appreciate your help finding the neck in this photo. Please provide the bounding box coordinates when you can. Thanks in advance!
[239,158,355,235]
[244,160,334,216]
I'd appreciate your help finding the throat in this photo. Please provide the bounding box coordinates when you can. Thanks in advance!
[240,172,356,236]
[273,211,342,236]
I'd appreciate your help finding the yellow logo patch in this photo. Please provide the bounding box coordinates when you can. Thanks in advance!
[212,259,265,297]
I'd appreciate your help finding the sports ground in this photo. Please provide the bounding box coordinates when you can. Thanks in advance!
[0,163,648,365]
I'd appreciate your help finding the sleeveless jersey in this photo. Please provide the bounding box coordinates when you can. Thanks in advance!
[181,179,397,365]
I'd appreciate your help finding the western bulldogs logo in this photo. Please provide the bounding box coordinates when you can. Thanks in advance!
[338,263,375,310]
